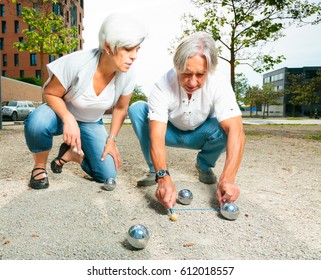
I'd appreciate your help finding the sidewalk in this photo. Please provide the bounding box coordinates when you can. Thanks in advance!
[102,115,321,125]
[2,115,320,127]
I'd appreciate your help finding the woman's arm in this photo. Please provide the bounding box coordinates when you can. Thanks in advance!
[100,94,132,169]
[44,75,82,153]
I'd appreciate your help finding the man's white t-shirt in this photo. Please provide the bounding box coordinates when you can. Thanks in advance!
[148,68,241,131]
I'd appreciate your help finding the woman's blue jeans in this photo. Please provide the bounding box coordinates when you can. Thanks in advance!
[24,104,116,182]
[128,101,227,173]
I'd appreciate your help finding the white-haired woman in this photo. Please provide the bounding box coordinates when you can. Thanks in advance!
[24,13,147,190]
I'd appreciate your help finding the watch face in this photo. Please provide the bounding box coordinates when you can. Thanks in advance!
[157,170,166,177]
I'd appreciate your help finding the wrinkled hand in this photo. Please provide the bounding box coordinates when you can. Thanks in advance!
[63,117,82,154]
[101,140,121,170]
[216,181,240,205]
[155,176,176,209]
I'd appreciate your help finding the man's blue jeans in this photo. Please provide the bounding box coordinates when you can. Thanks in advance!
[128,101,227,173]
[24,104,116,182]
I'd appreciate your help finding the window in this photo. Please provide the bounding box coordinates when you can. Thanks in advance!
[2,53,7,67]
[0,5,4,17]
[14,20,19,33]
[33,4,40,12]
[19,37,24,43]
[2,70,6,77]
[14,54,19,66]
[53,3,63,16]
[30,53,37,66]
[48,54,55,63]
[16,4,22,16]
[35,70,41,80]
[20,70,24,78]
[1,21,6,33]
[264,77,271,83]
[0,37,3,50]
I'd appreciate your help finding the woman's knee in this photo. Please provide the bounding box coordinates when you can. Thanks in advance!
[89,156,117,183]
[25,104,57,136]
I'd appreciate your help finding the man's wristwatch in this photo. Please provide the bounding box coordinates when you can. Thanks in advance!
[155,169,170,182]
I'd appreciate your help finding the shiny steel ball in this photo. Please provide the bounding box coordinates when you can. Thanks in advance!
[127,224,150,249]
[103,178,116,191]
[177,189,193,205]
[220,202,240,220]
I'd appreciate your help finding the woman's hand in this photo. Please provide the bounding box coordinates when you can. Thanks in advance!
[62,115,82,154]
[101,138,121,170]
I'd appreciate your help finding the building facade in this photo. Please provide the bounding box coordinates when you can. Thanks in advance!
[0,0,84,82]
[263,67,321,117]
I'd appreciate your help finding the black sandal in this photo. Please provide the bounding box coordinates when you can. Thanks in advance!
[50,143,70,174]
[29,167,49,189]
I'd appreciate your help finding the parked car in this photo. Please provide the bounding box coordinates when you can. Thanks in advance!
[1,101,36,121]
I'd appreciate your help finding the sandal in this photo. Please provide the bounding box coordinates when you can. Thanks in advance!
[29,167,49,189]
[50,143,70,174]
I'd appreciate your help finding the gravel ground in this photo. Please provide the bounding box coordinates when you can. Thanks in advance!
[0,121,321,260]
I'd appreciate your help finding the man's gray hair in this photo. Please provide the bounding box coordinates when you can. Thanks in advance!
[173,32,218,73]
[98,13,147,53]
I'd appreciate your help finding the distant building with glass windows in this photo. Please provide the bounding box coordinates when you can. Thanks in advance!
[0,0,84,81]
[262,67,321,117]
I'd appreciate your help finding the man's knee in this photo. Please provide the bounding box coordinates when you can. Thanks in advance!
[128,101,148,120]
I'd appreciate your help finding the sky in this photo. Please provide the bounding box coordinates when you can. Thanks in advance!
[82,0,321,94]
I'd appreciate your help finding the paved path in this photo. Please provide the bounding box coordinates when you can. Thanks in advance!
[1,116,321,127]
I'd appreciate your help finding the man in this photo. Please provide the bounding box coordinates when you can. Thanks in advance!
[128,32,245,210]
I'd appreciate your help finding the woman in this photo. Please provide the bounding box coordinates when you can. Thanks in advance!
[24,13,147,190]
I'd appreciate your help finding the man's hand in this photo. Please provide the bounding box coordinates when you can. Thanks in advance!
[216,180,240,205]
[155,176,177,209]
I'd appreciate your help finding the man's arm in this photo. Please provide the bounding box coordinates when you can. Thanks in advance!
[149,120,177,209]
[217,115,246,204]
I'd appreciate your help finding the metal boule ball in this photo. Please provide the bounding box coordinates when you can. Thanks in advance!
[177,189,193,205]
[103,178,116,191]
[220,202,240,220]
[127,224,150,249]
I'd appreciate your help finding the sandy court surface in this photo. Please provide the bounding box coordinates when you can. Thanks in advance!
[0,122,320,260]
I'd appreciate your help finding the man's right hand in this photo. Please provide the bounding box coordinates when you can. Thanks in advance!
[155,176,177,209]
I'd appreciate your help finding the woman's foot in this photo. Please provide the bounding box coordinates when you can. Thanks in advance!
[29,167,49,189]
[51,143,84,173]
[50,143,70,173]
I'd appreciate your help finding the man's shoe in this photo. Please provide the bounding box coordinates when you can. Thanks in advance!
[195,164,217,184]
[137,172,156,186]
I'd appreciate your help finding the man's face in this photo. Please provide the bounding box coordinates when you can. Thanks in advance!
[178,54,208,94]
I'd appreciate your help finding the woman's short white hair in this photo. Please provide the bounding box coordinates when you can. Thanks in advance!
[173,32,218,73]
[98,13,147,52]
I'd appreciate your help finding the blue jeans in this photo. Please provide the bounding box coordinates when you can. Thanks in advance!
[128,101,227,172]
[24,104,116,182]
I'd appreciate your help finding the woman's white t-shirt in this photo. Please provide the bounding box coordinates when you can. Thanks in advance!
[44,49,135,122]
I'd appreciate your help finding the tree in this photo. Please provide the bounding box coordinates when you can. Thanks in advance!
[243,85,261,117]
[180,0,321,90]
[260,82,283,118]
[12,0,78,85]
[234,73,250,108]
[285,71,321,117]
[130,85,147,105]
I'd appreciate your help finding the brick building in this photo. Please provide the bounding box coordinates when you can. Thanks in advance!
[0,0,84,82]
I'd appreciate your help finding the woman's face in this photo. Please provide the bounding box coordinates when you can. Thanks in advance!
[178,54,208,94]
[112,46,141,72]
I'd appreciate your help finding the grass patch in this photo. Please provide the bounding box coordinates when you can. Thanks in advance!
[304,135,321,141]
